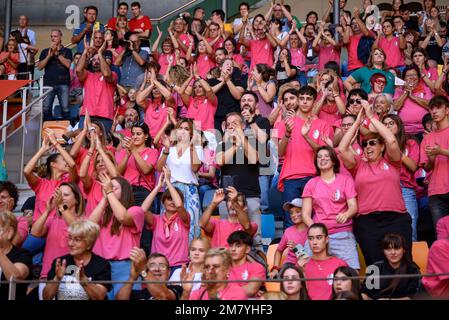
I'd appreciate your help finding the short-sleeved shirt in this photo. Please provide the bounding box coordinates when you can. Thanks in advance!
[128,16,153,47]
[378,36,405,68]
[248,38,274,72]
[228,261,266,296]
[277,226,308,265]
[0,246,32,300]
[190,284,248,300]
[39,47,73,86]
[361,260,420,299]
[72,22,105,52]
[207,219,258,248]
[186,96,218,131]
[350,67,395,95]
[47,253,111,300]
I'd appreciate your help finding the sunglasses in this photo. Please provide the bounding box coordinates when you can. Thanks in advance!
[349,98,362,105]
[375,79,386,85]
[361,139,379,148]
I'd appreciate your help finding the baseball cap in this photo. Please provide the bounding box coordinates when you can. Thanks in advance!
[283,198,303,211]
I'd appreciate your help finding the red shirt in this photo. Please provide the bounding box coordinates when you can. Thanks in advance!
[128,15,152,33]
[248,38,274,72]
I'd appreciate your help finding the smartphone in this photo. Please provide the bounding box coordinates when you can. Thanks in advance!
[292,243,308,259]
[222,175,235,194]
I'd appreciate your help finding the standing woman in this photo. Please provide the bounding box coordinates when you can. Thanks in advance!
[393,65,433,139]
[274,49,298,92]
[419,17,444,66]
[151,26,179,76]
[279,263,309,300]
[223,38,245,71]
[31,182,85,299]
[157,118,203,241]
[136,70,176,139]
[412,47,438,91]
[141,168,190,271]
[312,26,341,72]
[0,39,20,79]
[23,131,76,255]
[186,35,216,80]
[302,146,360,269]
[88,173,145,299]
[382,114,420,241]
[361,233,420,300]
[116,122,159,206]
[338,102,412,266]
[249,64,276,118]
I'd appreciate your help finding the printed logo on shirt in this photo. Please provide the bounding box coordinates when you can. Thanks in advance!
[174,222,179,232]
[383,162,390,171]
[356,148,362,155]
[265,43,268,50]
[141,23,144,28]
[420,169,426,178]
[100,76,104,82]
[241,270,249,281]
[327,273,334,285]
[404,149,409,157]
[313,130,319,140]
[143,154,148,161]
[333,189,341,202]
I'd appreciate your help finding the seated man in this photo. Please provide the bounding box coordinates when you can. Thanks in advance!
[227,230,266,298]
[200,187,256,249]
[116,248,182,300]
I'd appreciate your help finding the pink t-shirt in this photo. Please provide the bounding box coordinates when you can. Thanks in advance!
[276,117,333,191]
[196,54,217,79]
[347,33,365,71]
[157,53,177,76]
[199,147,218,187]
[207,37,224,51]
[436,215,449,240]
[115,147,159,190]
[150,213,190,266]
[84,179,103,217]
[248,38,274,72]
[190,283,248,300]
[318,44,341,71]
[117,128,132,138]
[31,177,68,223]
[16,216,29,245]
[394,85,433,134]
[207,219,258,249]
[302,174,357,234]
[93,206,144,260]
[232,53,245,68]
[290,48,306,69]
[277,226,308,265]
[351,156,407,215]
[304,256,348,300]
[228,261,266,294]
[336,144,363,177]
[80,71,118,120]
[178,34,194,56]
[378,36,404,67]
[41,214,78,278]
[316,98,344,128]
[419,125,449,196]
[401,139,419,190]
[186,96,218,131]
[144,100,171,138]
[422,239,449,298]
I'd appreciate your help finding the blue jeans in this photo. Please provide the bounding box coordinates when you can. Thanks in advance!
[259,175,272,213]
[198,184,216,206]
[401,187,419,241]
[296,71,307,87]
[282,177,312,228]
[79,115,113,134]
[42,84,70,120]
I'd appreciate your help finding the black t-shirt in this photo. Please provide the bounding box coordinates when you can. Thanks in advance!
[216,138,261,197]
[421,36,444,65]
[361,260,420,299]
[39,47,73,86]
[244,115,271,169]
[207,68,245,119]
[130,285,183,300]
[0,246,32,301]
[47,253,111,300]
[404,19,420,33]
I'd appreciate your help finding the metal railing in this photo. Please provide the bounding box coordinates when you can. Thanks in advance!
[1,76,53,184]
[150,0,201,23]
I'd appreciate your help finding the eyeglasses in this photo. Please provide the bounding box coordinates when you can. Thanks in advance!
[349,98,362,105]
[361,139,379,148]
[67,236,85,243]
[341,122,354,128]
[148,263,168,271]
[132,121,145,127]
[375,79,386,85]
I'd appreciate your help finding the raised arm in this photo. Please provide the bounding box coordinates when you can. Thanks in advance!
[23,138,51,188]
[200,189,224,234]
[338,109,363,170]
[141,174,165,228]
[164,167,190,227]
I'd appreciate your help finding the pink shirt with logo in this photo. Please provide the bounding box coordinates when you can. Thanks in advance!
[196,54,217,79]
[186,96,218,131]
[277,226,308,265]
[304,256,348,300]
[84,179,103,217]
[336,144,363,177]
[144,100,171,138]
[419,125,449,196]
[228,260,266,294]
[302,174,357,234]
[150,213,190,266]
[351,156,407,215]
[80,71,118,120]
[401,139,420,190]
[378,36,404,67]
[394,85,433,134]
[276,117,333,191]
[31,177,69,223]
[156,53,177,76]
[115,147,159,190]
[207,219,258,249]
[199,147,218,187]
[318,44,341,71]
[190,284,248,300]
[93,206,144,260]
[290,48,306,69]
[248,38,274,72]
[178,34,194,56]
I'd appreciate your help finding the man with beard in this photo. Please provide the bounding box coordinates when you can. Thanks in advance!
[183,248,247,300]
[76,38,117,133]
[116,249,182,300]
[114,108,140,139]
[275,87,333,228]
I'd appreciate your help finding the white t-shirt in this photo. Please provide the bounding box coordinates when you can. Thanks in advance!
[169,268,203,292]
[232,17,254,41]
[164,145,203,185]
[18,43,29,63]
